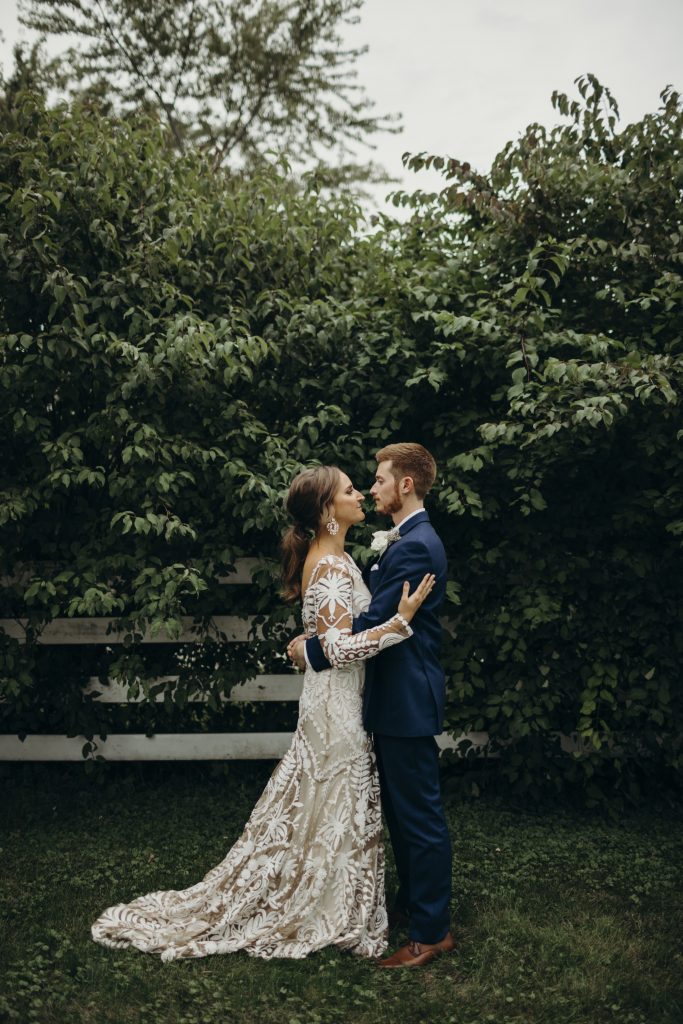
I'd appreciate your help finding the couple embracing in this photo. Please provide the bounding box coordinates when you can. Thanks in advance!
[92,443,453,969]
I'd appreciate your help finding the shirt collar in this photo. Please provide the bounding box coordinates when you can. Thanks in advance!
[395,507,426,534]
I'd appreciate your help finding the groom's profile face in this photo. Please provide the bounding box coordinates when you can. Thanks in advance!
[370,460,404,516]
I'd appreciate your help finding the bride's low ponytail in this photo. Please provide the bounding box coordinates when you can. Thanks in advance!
[281,522,311,602]
[281,466,341,602]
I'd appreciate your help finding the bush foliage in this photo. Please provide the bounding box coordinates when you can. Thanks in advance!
[1,77,681,804]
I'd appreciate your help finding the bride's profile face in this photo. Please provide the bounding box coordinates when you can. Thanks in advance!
[331,472,366,527]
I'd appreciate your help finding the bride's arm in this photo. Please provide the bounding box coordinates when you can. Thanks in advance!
[309,561,411,671]
[303,541,435,672]
[312,560,412,668]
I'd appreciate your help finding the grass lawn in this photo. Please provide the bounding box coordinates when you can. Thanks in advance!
[1,762,681,1024]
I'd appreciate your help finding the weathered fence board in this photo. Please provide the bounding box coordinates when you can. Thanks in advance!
[0,731,486,762]
[1,558,261,588]
[0,733,295,761]
[82,674,304,702]
[0,615,256,644]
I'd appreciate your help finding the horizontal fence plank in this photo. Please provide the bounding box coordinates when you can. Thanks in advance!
[0,615,451,645]
[82,674,304,703]
[1,558,262,588]
[0,733,294,761]
[216,559,261,584]
[0,615,264,644]
[0,731,489,762]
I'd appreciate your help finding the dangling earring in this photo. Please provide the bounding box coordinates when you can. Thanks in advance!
[326,517,340,536]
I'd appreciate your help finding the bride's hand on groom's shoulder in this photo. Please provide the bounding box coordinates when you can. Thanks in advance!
[398,573,436,623]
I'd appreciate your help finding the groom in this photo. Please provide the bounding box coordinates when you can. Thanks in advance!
[288,442,453,968]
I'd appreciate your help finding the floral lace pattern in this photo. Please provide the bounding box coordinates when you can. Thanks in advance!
[308,555,412,668]
[91,554,410,961]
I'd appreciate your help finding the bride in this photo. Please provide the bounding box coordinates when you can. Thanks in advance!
[91,465,434,961]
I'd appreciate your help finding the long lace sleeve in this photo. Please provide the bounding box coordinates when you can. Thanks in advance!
[310,558,412,668]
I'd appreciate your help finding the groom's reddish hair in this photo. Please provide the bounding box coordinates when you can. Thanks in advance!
[375,443,437,499]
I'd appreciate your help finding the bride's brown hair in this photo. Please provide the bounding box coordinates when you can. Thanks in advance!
[281,465,341,602]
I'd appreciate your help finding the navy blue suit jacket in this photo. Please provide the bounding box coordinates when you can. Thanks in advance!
[304,510,448,737]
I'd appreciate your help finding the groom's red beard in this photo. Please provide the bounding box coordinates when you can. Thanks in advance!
[382,482,403,516]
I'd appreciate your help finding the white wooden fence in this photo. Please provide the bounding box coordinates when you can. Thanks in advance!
[0,559,487,761]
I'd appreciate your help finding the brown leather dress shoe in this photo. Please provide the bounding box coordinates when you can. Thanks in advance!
[377,931,455,968]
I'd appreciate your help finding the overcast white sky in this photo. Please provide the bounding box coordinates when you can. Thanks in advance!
[1,0,681,209]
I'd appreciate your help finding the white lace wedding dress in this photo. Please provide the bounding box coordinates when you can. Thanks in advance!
[91,553,412,961]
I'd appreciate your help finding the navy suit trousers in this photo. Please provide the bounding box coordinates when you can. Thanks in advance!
[374,733,452,944]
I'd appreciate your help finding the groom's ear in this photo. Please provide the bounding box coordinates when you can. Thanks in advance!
[401,475,415,495]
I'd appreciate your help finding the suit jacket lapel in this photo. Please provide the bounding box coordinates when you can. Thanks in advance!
[397,510,429,538]
[366,512,429,596]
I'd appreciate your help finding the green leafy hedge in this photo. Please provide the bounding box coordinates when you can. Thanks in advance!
[1,78,681,805]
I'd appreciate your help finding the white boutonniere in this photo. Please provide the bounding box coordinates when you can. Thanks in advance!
[370,526,401,557]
